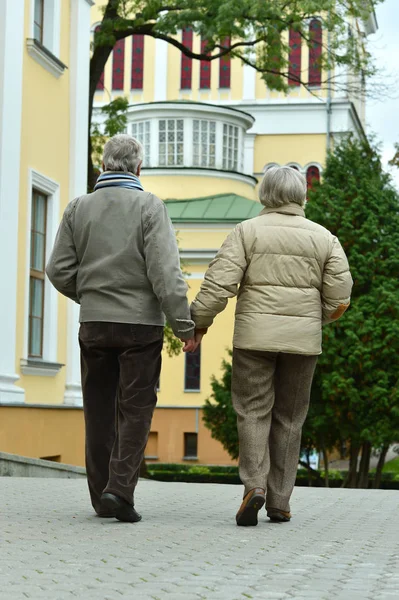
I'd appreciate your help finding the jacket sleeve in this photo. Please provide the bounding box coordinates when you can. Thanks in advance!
[190,224,247,331]
[46,200,80,303]
[144,201,194,340]
[321,236,353,325]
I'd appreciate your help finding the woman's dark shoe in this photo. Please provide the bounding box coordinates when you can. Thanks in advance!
[267,508,291,522]
[100,493,142,523]
[236,488,265,526]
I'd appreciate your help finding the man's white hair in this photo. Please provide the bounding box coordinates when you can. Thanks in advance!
[259,166,307,208]
[103,134,143,174]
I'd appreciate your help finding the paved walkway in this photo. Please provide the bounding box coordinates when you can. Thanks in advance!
[1,478,398,600]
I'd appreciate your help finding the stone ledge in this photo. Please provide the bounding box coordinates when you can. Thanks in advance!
[0,451,86,478]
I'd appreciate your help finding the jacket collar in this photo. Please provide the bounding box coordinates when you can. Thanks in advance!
[260,203,305,218]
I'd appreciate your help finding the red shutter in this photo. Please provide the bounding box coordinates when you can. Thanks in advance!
[200,38,211,89]
[309,19,322,86]
[219,37,231,88]
[131,35,144,90]
[95,27,104,91]
[112,39,125,90]
[288,28,301,86]
[181,28,193,89]
[306,166,320,192]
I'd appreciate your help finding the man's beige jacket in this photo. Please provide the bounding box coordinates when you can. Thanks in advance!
[191,203,353,355]
[46,187,194,340]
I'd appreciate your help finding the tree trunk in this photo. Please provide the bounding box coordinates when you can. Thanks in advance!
[322,446,329,488]
[298,460,323,486]
[342,443,360,488]
[357,441,372,488]
[373,445,389,489]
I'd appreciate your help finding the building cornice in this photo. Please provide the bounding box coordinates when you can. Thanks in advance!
[142,167,258,187]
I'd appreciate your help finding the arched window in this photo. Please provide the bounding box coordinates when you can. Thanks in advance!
[306,165,320,191]
[309,19,322,86]
[287,164,300,171]
[112,39,125,90]
[181,28,193,89]
[200,38,211,89]
[95,26,104,91]
[131,35,144,90]
[288,28,301,86]
[219,37,231,88]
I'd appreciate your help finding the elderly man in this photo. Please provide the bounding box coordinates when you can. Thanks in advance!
[47,134,195,522]
[191,166,352,526]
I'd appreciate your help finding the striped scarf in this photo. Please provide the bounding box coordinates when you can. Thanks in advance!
[94,171,144,192]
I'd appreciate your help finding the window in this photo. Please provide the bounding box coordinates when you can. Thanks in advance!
[132,120,151,166]
[34,0,44,44]
[309,19,322,86]
[29,190,47,358]
[95,27,105,91]
[131,35,144,90]
[145,432,158,459]
[200,38,211,89]
[185,346,201,391]
[288,28,301,86]
[181,28,193,89]
[112,39,125,90]
[159,119,184,166]
[193,120,216,167]
[219,37,231,88]
[306,165,320,191]
[184,433,198,459]
[223,124,239,170]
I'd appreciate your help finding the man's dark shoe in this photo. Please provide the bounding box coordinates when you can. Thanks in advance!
[96,511,116,518]
[236,488,265,526]
[267,508,291,522]
[100,493,142,523]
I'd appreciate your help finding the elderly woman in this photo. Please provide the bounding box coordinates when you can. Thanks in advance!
[191,166,352,527]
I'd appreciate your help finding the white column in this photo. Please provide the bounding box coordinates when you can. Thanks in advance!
[154,39,168,101]
[0,0,25,404]
[242,64,256,102]
[64,0,94,406]
[243,134,256,175]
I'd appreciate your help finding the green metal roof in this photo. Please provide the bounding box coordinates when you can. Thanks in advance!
[165,193,261,224]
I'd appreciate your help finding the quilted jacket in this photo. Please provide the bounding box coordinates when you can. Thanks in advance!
[191,203,353,355]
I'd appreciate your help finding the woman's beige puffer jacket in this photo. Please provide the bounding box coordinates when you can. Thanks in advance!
[191,203,353,355]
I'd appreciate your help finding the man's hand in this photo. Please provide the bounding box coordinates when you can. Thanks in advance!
[182,337,197,353]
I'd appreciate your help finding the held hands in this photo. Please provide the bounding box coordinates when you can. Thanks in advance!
[181,331,205,353]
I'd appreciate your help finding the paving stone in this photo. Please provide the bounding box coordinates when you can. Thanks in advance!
[0,478,398,600]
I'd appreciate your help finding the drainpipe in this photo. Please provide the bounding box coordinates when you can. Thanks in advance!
[326,13,332,154]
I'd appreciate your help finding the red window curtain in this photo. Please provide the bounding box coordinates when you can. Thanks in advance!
[200,38,211,89]
[131,35,144,89]
[306,166,320,193]
[219,37,231,88]
[309,19,322,86]
[181,28,193,89]
[95,27,104,91]
[112,39,125,90]
[288,28,301,86]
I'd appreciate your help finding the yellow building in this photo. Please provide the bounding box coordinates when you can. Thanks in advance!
[0,1,377,467]
[0,0,93,464]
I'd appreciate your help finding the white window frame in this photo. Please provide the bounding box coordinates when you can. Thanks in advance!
[21,169,62,377]
[145,117,244,171]
[27,0,65,78]
[193,119,217,168]
[131,120,151,167]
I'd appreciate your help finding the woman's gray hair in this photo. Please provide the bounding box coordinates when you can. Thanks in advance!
[259,166,307,208]
[103,134,143,174]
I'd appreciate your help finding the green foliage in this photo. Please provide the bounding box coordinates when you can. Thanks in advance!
[305,136,399,481]
[202,352,239,460]
[93,0,381,95]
